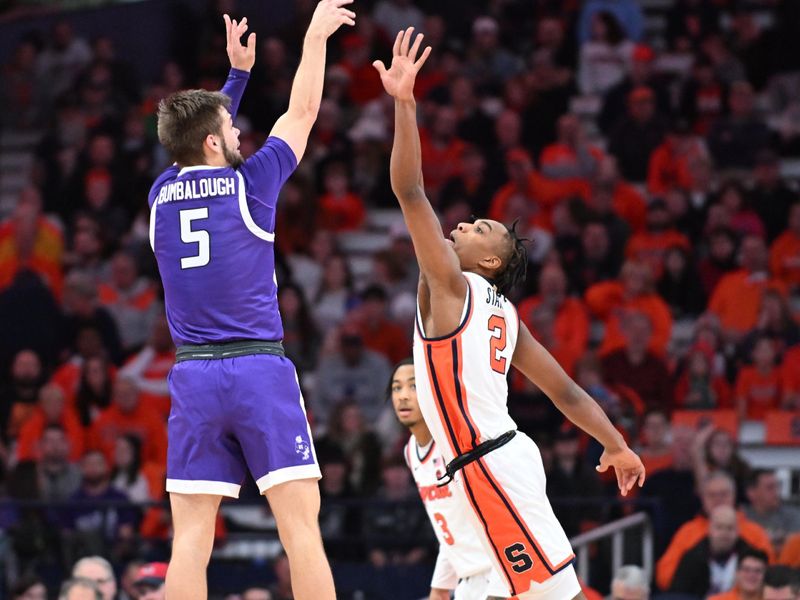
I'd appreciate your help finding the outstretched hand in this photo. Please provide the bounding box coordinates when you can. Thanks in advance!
[373,27,432,101]
[224,14,256,72]
[596,446,646,497]
[308,0,356,40]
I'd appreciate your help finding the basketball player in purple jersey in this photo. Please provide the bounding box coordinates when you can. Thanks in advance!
[149,5,355,599]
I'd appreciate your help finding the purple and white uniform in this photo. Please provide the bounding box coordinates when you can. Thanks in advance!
[149,69,320,497]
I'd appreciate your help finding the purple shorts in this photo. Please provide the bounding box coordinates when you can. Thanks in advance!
[165,354,320,497]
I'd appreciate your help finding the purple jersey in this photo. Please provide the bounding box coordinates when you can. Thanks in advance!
[148,69,297,345]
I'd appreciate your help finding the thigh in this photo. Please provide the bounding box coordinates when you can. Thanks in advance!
[167,360,247,497]
[224,355,321,493]
[457,434,574,594]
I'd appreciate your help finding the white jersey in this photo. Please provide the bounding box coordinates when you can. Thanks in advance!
[413,271,578,597]
[413,271,520,464]
[404,435,498,591]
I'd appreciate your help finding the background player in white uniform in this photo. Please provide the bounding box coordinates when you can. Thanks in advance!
[373,29,647,600]
[391,359,507,600]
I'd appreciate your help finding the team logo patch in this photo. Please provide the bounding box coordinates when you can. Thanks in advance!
[295,435,311,461]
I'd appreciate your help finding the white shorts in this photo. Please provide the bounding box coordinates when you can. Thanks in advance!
[515,564,582,599]
[453,432,576,598]
[455,569,508,600]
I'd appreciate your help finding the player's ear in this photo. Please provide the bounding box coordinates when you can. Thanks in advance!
[205,133,221,155]
[479,254,502,271]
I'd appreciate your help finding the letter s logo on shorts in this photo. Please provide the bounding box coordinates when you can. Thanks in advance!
[294,435,311,461]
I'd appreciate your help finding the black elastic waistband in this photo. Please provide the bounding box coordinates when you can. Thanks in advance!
[175,340,284,362]
[437,430,516,487]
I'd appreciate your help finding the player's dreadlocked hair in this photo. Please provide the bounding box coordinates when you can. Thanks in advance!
[494,218,529,296]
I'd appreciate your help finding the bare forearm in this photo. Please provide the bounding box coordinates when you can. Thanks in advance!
[391,99,425,200]
[287,33,327,120]
[553,380,626,451]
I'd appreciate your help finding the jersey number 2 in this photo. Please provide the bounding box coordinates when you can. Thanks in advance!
[488,315,507,374]
[180,208,210,269]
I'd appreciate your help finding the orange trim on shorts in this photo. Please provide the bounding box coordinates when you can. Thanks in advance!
[462,456,576,587]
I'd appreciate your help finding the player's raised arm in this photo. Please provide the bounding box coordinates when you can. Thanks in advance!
[270,0,356,162]
[220,14,255,118]
[512,321,646,496]
[374,28,464,294]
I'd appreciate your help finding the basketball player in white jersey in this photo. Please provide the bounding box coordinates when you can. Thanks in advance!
[373,29,647,600]
[391,359,507,600]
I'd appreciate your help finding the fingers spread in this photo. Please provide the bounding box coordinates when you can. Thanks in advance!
[415,45,433,69]
[393,30,403,56]
[409,32,424,62]
[400,26,414,56]
[247,32,256,51]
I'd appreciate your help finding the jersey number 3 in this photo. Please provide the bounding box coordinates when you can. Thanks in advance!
[433,512,455,546]
[180,208,210,269]
[488,315,507,374]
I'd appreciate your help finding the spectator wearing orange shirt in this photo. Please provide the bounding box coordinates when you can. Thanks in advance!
[636,408,674,477]
[656,471,775,591]
[336,34,383,106]
[419,105,466,202]
[781,345,800,410]
[318,161,366,232]
[352,285,410,365]
[585,260,673,356]
[707,547,768,600]
[626,199,691,277]
[735,337,783,420]
[647,118,708,196]
[709,235,788,343]
[98,251,161,352]
[518,263,589,375]
[488,147,585,231]
[119,316,175,422]
[16,384,85,463]
[89,376,167,467]
[540,113,603,183]
[770,203,800,291]
[0,186,64,297]
[591,157,647,234]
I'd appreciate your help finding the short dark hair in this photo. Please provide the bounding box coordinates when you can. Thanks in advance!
[738,548,769,568]
[494,219,528,296]
[387,358,414,400]
[157,90,231,166]
[746,468,774,489]
[763,565,800,591]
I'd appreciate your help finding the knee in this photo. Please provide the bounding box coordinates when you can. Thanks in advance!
[275,514,323,550]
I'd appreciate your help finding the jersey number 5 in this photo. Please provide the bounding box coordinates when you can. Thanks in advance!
[488,315,507,374]
[180,208,210,269]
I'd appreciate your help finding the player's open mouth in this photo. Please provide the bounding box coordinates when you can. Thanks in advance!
[446,232,455,246]
[397,407,412,415]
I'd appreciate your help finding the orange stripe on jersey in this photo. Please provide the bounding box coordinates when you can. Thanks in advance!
[462,457,575,589]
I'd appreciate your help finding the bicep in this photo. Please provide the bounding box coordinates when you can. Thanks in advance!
[269,112,315,164]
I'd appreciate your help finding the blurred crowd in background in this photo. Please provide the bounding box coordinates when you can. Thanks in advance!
[3,0,800,598]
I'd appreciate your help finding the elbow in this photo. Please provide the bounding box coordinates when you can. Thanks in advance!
[288,102,319,124]
[391,182,426,203]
